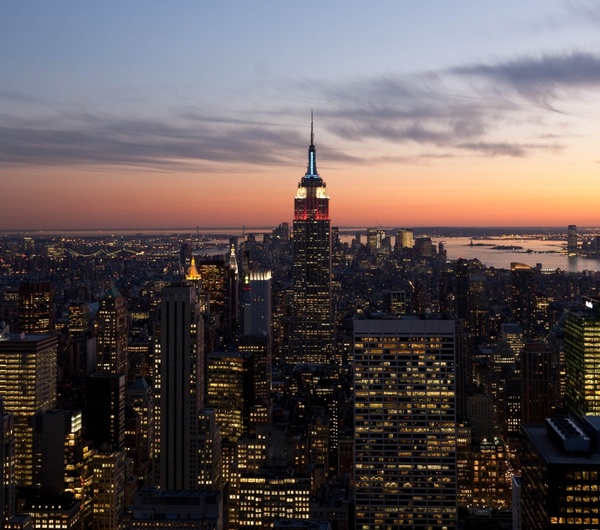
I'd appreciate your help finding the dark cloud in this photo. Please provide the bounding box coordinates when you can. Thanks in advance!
[457,141,562,157]
[2,51,592,168]
[451,52,600,109]
[0,112,347,169]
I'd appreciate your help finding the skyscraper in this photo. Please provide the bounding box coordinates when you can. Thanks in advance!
[154,284,204,490]
[207,351,254,442]
[354,315,457,530]
[564,297,600,419]
[0,333,57,485]
[567,224,578,256]
[96,285,128,376]
[17,281,54,335]
[289,118,333,365]
[241,270,272,337]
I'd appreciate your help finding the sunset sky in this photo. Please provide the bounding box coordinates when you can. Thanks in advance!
[2,1,600,230]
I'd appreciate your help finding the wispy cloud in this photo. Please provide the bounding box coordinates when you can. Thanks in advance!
[450,51,600,109]
[2,51,599,168]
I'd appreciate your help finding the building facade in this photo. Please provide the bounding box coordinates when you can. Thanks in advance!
[0,334,57,485]
[354,316,457,530]
[289,120,333,365]
[154,284,204,490]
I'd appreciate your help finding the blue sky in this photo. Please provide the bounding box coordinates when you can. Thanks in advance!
[2,1,600,228]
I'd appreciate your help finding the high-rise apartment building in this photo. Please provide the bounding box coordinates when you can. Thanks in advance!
[354,315,457,530]
[289,119,333,365]
[96,285,129,376]
[0,333,57,485]
[154,284,204,490]
[564,297,600,419]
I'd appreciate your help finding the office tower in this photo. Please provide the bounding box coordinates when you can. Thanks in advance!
[395,229,414,251]
[354,316,457,530]
[454,258,470,321]
[501,323,524,358]
[197,410,222,490]
[241,270,272,337]
[567,224,578,256]
[471,439,510,509]
[289,119,333,366]
[19,490,82,530]
[413,237,434,257]
[521,340,553,424]
[196,258,237,347]
[238,469,310,528]
[92,450,127,530]
[510,263,536,337]
[564,297,600,419]
[86,373,126,452]
[154,284,204,490]
[207,351,254,442]
[126,487,223,530]
[17,281,54,334]
[382,290,410,316]
[308,409,329,491]
[0,398,15,524]
[0,333,57,485]
[33,410,93,525]
[96,285,128,376]
[468,274,488,337]
[69,302,90,335]
[456,424,472,508]
[521,416,600,529]
[238,335,271,404]
[367,228,385,254]
[127,377,154,486]
[467,393,497,443]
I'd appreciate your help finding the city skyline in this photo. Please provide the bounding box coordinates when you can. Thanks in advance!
[3,2,600,229]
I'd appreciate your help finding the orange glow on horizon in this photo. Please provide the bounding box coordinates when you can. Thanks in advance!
[1,148,599,231]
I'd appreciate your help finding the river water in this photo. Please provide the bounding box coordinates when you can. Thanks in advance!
[436,237,600,273]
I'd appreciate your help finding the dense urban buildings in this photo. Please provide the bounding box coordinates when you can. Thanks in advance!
[0,136,600,529]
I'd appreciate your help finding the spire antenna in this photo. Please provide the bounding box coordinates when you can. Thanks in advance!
[310,110,314,146]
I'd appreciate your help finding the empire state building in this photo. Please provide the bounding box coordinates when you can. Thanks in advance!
[288,118,334,365]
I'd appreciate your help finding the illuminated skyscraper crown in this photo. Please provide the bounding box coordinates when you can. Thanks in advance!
[295,114,329,221]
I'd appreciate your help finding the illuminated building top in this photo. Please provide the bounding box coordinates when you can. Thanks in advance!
[294,114,329,221]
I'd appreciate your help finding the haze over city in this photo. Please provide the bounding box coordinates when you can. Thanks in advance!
[3,1,600,229]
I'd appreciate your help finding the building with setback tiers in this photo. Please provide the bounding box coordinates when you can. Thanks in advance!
[289,118,333,365]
